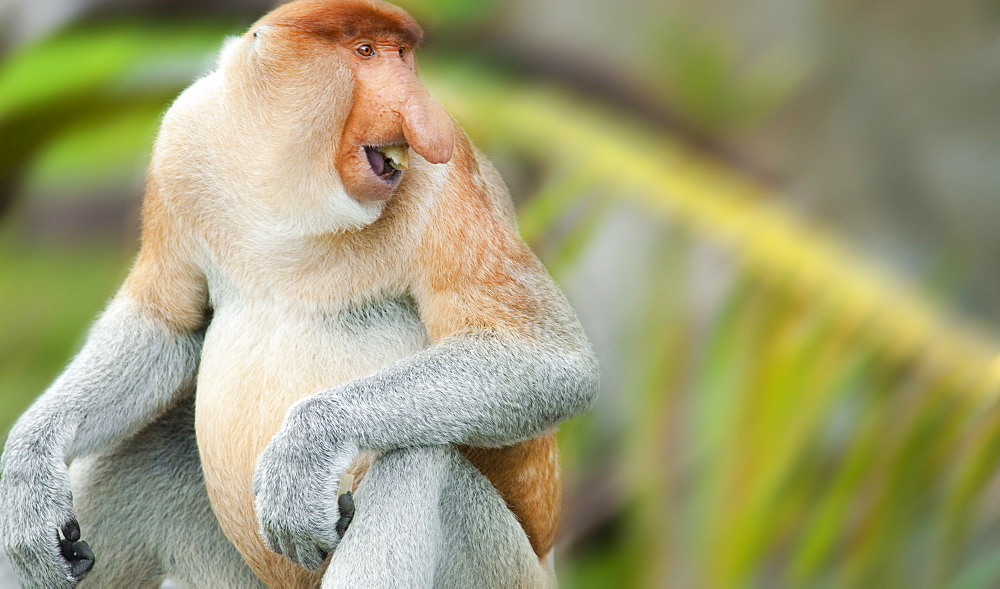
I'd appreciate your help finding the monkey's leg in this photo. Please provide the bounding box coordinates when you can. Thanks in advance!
[321,446,444,588]
[321,446,553,589]
[71,399,263,588]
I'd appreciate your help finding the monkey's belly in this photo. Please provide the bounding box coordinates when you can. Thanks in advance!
[194,297,427,587]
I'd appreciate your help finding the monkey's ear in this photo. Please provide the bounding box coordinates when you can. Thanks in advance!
[249,25,273,41]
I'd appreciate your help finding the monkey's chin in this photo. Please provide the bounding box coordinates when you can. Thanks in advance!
[323,193,387,232]
[351,184,398,203]
[274,187,386,236]
[345,179,399,204]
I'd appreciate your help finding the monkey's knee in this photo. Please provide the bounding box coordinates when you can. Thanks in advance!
[72,458,163,588]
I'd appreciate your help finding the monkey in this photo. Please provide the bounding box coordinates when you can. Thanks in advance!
[0,0,599,587]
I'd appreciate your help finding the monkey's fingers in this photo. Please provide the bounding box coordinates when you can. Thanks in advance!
[60,519,81,543]
[59,519,95,580]
[266,528,323,570]
[59,537,95,580]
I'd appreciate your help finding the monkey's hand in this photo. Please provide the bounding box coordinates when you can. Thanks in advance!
[252,416,358,571]
[0,455,95,589]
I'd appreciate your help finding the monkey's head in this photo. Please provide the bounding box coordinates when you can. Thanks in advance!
[157,0,455,233]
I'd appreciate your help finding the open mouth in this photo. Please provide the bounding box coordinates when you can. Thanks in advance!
[364,144,409,183]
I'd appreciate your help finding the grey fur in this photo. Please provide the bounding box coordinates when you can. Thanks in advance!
[322,446,553,588]
[3,30,599,589]
[0,298,204,588]
[2,290,595,588]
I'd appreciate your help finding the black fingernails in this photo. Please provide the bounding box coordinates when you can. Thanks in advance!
[60,538,90,560]
[68,555,95,580]
[61,519,81,542]
[59,519,95,580]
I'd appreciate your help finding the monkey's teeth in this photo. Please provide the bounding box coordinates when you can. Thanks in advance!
[380,145,409,170]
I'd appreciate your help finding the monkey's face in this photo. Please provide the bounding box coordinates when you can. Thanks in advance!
[331,36,454,203]
[234,0,454,207]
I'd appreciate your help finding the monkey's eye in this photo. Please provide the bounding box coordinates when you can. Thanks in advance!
[398,46,407,57]
[356,44,375,57]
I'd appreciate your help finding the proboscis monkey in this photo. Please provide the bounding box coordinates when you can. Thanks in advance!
[0,0,599,587]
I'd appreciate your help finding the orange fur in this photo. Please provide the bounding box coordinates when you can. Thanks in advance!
[123,177,207,333]
[416,136,543,340]
[258,0,422,46]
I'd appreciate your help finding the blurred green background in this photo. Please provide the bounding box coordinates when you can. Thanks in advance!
[4,0,1000,587]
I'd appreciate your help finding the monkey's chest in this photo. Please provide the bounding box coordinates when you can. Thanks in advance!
[197,293,427,449]
[193,294,427,552]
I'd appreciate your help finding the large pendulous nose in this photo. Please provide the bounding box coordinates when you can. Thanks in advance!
[399,87,454,165]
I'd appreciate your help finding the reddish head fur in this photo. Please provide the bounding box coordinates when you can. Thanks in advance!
[256,0,423,47]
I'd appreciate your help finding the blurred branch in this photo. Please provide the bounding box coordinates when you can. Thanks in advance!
[0,22,230,218]
[426,38,783,185]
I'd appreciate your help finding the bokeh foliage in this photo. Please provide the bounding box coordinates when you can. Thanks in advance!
[3,10,1000,589]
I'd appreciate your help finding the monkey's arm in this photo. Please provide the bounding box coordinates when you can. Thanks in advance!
[288,297,596,450]
[0,194,207,589]
[288,152,597,446]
